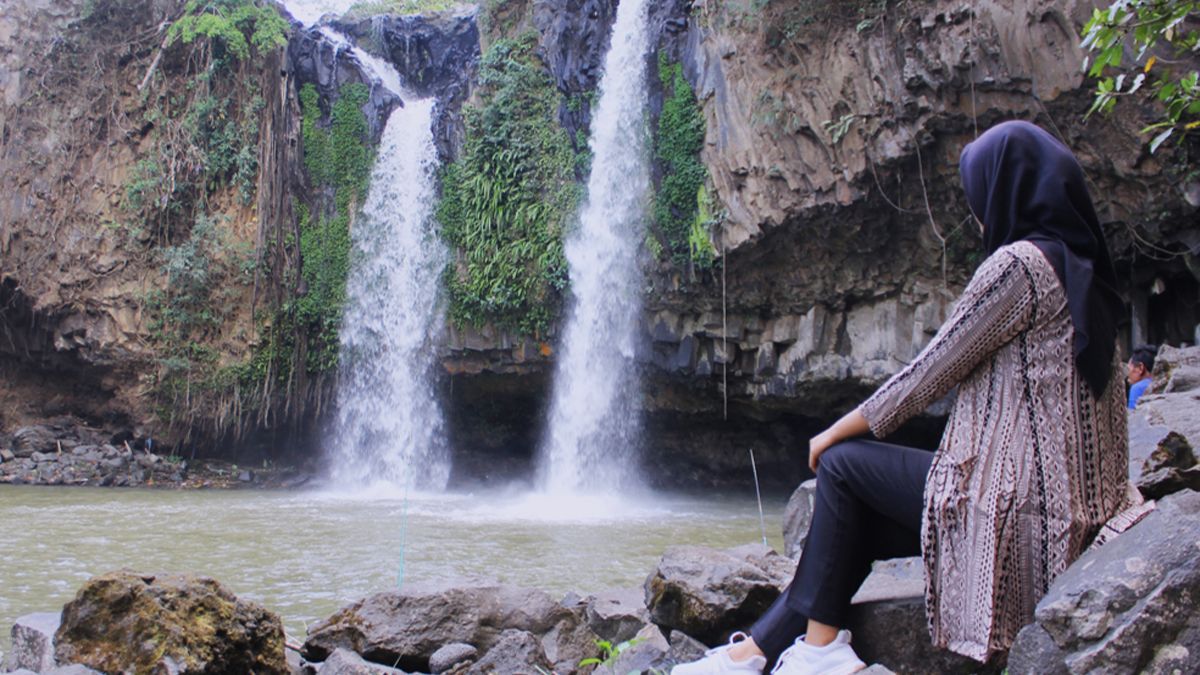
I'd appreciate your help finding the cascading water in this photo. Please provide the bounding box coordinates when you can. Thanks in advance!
[328,97,449,489]
[280,1,449,489]
[540,0,652,493]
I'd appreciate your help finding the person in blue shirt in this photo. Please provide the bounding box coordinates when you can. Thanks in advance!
[1127,344,1157,409]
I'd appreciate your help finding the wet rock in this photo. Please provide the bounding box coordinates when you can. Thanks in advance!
[781,478,816,558]
[4,611,60,672]
[303,584,597,674]
[428,643,476,673]
[318,648,406,674]
[585,587,650,643]
[644,543,793,645]
[55,570,288,674]
[1008,490,1200,674]
[465,629,550,675]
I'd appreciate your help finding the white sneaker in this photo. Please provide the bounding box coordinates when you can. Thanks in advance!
[671,632,768,674]
[770,630,866,675]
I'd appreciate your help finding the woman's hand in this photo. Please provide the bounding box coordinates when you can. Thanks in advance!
[808,408,871,473]
[808,430,837,473]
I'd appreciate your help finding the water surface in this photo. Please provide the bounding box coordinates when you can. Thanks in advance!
[0,486,786,640]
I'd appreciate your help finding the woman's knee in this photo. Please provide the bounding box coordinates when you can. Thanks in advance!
[817,440,872,480]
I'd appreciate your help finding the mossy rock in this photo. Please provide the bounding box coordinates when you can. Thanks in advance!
[54,570,287,674]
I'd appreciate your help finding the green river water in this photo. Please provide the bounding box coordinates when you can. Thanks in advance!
[0,485,787,642]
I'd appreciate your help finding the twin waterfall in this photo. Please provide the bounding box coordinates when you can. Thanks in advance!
[295,12,451,490]
[320,0,653,492]
[540,0,652,492]
[328,97,449,490]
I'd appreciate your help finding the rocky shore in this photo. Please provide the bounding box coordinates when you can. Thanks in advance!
[0,418,315,489]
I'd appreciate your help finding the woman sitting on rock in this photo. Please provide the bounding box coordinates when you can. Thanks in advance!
[673,120,1132,675]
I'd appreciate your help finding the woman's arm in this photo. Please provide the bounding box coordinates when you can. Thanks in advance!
[809,408,869,471]
[857,246,1039,439]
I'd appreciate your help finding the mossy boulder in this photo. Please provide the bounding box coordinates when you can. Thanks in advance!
[54,570,287,674]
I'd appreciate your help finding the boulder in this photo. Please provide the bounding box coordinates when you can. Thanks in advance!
[10,425,57,458]
[595,624,672,675]
[847,558,999,674]
[1008,489,1200,674]
[318,648,406,674]
[303,584,598,674]
[1138,465,1200,500]
[54,570,288,674]
[465,629,550,675]
[781,479,816,558]
[428,643,476,673]
[667,630,708,664]
[584,587,651,643]
[1141,431,1197,474]
[644,544,793,645]
[4,612,60,672]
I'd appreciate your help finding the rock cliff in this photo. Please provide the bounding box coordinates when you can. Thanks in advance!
[2,0,1197,486]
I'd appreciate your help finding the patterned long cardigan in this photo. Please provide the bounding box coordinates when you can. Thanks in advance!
[860,241,1129,661]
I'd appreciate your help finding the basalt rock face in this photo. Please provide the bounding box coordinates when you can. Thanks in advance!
[287,27,401,143]
[329,7,481,161]
[642,0,1198,421]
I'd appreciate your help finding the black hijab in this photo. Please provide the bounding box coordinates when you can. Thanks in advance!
[959,120,1124,397]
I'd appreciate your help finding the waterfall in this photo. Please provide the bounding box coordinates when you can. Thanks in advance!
[328,97,449,490]
[280,1,449,489]
[540,0,652,492]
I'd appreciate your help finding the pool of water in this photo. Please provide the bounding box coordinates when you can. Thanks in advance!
[0,485,787,641]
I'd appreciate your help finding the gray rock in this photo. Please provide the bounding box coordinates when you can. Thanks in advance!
[667,630,708,665]
[596,624,671,675]
[11,426,57,457]
[319,648,406,674]
[644,544,793,645]
[585,587,650,643]
[1008,489,1200,674]
[5,669,40,675]
[781,479,816,558]
[1138,465,1200,500]
[303,584,597,675]
[428,643,476,673]
[846,559,995,674]
[1,448,15,462]
[860,666,897,675]
[1141,430,1196,475]
[4,611,60,673]
[466,629,550,675]
[1007,624,1068,675]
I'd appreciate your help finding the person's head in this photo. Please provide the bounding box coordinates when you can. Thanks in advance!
[957,120,1124,399]
[1127,344,1157,384]
[958,120,1102,256]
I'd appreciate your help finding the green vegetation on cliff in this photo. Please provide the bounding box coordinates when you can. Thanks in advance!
[437,33,580,334]
[168,0,289,62]
[652,52,716,272]
[128,0,289,440]
[295,83,374,372]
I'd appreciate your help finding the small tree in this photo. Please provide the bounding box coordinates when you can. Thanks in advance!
[1081,0,1200,152]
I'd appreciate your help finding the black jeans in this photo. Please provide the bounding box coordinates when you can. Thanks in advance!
[750,439,933,662]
